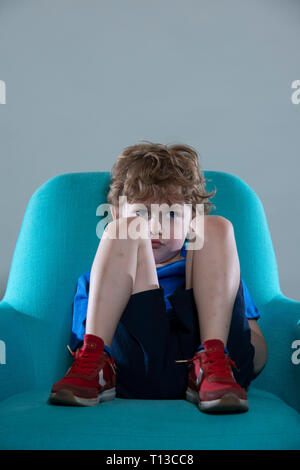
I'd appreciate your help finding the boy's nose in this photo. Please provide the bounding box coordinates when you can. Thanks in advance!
[150,216,162,236]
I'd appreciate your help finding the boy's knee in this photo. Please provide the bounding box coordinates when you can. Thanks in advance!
[204,215,234,238]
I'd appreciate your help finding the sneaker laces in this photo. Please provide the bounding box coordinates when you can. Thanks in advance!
[175,349,239,383]
[66,344,116,376]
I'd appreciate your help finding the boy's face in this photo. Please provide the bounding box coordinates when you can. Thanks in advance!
[112,198,192,265]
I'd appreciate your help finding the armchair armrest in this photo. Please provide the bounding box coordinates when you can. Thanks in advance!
[253,293,300,413]
[0,301,39,402]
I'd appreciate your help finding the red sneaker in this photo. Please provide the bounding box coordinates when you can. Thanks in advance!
[175,339,248,413]
[49,334,117,407]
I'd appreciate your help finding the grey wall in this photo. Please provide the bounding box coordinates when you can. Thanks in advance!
[0,0,299,301]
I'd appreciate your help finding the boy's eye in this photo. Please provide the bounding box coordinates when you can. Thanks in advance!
[135,210,179,218]
[165,211,179,219]
[135,209,148,217]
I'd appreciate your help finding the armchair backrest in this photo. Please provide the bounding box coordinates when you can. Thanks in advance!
[3,170,281,328]
[203,170,281,307]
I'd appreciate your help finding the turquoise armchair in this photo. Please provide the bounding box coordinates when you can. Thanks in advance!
[0,171,299,450]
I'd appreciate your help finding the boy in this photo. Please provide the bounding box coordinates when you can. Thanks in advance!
[49,141,267,413]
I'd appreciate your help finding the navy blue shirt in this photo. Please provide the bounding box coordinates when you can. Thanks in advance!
[69,240,260,352]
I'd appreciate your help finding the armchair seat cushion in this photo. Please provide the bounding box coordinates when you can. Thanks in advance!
[0,387,299,450]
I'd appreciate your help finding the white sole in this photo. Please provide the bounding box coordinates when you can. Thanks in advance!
[49,387,116,407]
[186,386,249,413]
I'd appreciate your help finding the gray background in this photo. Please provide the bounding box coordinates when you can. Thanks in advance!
[0,0,299,301]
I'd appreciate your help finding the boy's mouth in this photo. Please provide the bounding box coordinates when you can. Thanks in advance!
[151,239,163,248]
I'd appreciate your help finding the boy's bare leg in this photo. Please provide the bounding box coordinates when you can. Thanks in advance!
[85,216,159,348]
[190,215,241,346]
[189,215,267,375]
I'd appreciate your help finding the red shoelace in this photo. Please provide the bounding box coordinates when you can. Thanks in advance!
[175,349,239,382]
[66,345,116,376]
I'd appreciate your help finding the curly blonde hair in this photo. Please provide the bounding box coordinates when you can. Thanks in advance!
[106,140,216,219]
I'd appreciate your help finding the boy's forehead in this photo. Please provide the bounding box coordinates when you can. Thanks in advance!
[129,200,184,207]
[126,200,191,212]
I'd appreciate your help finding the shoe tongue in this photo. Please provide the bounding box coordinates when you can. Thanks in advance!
[82,334,104,353]
[202,339,225,352]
